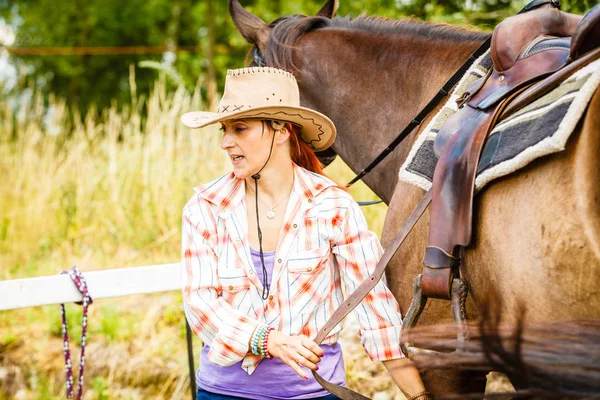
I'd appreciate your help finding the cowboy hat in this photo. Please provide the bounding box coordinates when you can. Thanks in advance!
[180,67,336,152]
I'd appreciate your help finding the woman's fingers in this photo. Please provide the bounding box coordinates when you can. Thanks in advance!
[296,352,318,371]
[290,359,309,379]
[300,336,325,357]
[297,346,320,367]
[269,333,325,378]
[285,351,310,379]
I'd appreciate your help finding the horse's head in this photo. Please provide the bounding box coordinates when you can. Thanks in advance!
[228,0,339,167]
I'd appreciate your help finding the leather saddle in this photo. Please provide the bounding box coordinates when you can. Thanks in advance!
[422,3,600,299]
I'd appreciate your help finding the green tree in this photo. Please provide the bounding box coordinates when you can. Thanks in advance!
[2,0,199,112]
[1,0,596,114]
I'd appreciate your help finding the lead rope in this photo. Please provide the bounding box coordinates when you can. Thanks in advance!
[60,265,93,400]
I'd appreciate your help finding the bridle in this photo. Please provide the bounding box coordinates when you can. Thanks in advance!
[253,47,267,67]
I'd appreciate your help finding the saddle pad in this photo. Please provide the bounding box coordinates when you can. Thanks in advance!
[398,50,600,192]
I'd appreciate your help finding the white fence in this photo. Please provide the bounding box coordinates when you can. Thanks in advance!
[0,263,182,311]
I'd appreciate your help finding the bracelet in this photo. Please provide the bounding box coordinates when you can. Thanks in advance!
[262,328,274,359]
[250,326,267,356]
[408,391,432,400]
[251,328,259,355]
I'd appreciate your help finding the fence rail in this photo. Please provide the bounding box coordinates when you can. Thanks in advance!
[0,263,181,311]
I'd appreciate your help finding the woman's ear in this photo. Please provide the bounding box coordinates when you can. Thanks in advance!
[276,123,292,145]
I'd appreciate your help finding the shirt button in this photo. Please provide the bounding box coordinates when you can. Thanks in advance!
[249,270,254,275]
[235,237,241,242]
[308,199,313,203]
[278,259,282,263]
[269,295,274,301]
[228,285,234,290]
[293,224,298,228]
[306,267,313,272]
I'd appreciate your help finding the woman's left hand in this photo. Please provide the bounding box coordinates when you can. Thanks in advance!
[267,330,324,379]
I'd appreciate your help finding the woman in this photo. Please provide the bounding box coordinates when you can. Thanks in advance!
[181,67,430,400]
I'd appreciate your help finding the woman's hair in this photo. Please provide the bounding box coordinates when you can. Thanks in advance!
[286,122,326,176]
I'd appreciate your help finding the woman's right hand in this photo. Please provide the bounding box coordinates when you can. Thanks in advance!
[267,330,325,379]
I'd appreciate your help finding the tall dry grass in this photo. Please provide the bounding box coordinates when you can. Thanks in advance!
[0,71,392,399]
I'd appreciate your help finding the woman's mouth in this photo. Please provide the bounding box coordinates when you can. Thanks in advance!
[231,155,244,164]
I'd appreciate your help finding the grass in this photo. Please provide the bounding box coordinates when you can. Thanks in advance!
[0,71,392,399]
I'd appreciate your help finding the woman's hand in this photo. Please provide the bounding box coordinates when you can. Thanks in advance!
[267,330,324,379]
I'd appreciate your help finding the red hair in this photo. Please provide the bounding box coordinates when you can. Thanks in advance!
[287,123,326,175]
[286,123,347,191]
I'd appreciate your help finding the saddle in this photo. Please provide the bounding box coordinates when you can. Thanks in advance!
[423,4,600,299]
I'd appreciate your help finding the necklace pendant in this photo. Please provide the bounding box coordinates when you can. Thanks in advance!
[266,210,276,219]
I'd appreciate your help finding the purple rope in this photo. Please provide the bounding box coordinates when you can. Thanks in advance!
[60,265,93,399]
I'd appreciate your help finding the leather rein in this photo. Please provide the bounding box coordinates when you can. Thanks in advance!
[344,0,560,187]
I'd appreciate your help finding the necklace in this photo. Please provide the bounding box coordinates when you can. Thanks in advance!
[247,185,292,219]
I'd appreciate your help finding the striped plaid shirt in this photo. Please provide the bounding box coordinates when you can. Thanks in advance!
[182,163,404,375]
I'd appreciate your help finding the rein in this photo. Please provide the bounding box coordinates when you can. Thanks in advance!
[345,38,491,187]
[344,0,559,187]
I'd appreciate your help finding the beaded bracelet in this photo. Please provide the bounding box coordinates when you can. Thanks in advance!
[251,326,267,356]
[250,326,275,358]
[261,328,274,359]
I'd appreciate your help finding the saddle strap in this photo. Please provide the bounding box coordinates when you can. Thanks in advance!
[422,85,529,299]
[311,190,432,400]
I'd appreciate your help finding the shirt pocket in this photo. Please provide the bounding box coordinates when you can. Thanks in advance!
[287,246,330,274]
[217,268,251,306]
[286,246,332,309]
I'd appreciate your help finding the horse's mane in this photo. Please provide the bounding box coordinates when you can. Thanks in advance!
[264,14,489,71]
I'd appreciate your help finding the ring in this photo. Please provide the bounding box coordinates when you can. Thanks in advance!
[297,355,303,365]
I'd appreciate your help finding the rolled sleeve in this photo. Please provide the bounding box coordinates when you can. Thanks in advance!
[359,325,404,361]
[181,204,259,366]
[331,199,405,361]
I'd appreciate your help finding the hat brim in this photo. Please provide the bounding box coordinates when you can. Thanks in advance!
[181,105,336,152]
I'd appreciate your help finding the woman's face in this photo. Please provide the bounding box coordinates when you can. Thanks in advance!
[220,119,275,179]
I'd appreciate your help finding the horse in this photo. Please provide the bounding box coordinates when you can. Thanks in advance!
[227,0,600,397]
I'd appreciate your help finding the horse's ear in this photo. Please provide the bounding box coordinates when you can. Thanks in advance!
[316,0,339,18]
[229,0,271,51]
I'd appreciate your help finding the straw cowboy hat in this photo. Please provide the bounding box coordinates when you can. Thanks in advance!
[181,67,336,152]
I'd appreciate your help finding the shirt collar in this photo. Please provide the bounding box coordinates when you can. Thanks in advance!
[193,163,338,214]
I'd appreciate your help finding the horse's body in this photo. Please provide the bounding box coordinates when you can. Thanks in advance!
[229,1,600,396]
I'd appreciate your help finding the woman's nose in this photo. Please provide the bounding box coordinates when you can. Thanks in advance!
[220,132,234,150]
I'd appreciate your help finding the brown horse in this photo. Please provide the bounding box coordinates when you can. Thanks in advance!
[228,0,600,397]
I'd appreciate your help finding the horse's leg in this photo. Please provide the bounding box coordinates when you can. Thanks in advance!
[382,182,488,398]
[420,370,488,397]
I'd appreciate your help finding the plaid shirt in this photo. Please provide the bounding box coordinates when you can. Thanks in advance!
[182,163,404,375]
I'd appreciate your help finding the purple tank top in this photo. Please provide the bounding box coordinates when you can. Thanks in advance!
[252,247,276,289]
[196,247,346,399]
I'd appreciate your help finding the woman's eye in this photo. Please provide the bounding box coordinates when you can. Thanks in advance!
[235,126,247,132]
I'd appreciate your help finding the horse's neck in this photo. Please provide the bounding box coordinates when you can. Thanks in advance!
[296,28,486,202]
